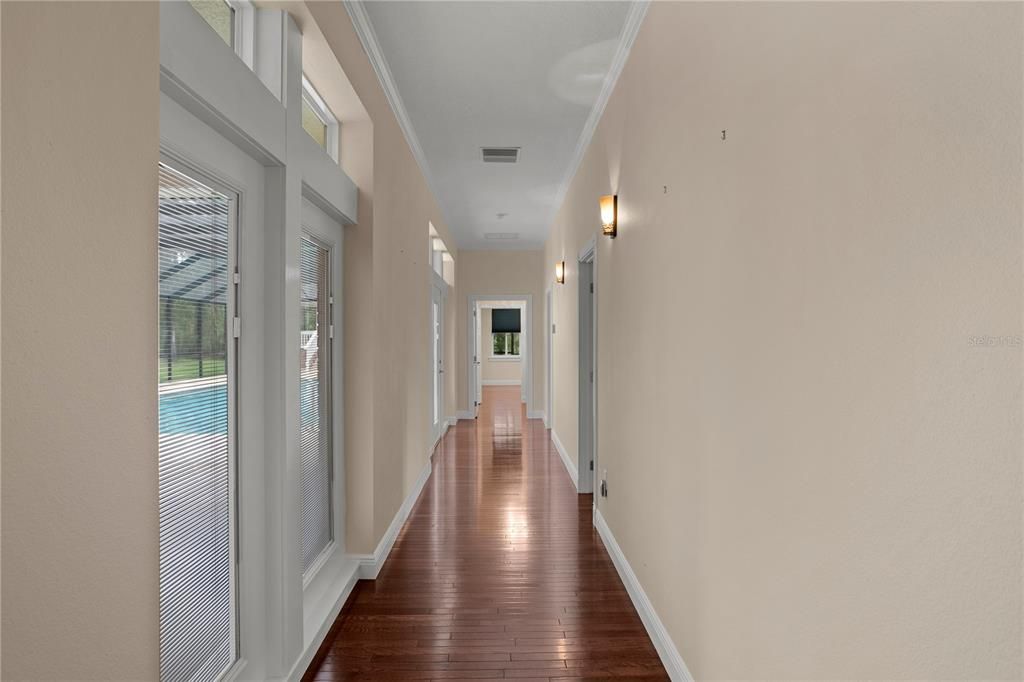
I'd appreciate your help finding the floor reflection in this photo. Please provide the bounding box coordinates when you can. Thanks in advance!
[303,385,668,681]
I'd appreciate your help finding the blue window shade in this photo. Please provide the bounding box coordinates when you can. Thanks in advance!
[491,308,520,333]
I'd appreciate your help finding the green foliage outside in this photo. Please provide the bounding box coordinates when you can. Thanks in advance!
[159,298,228,383]
[492,332,521,356]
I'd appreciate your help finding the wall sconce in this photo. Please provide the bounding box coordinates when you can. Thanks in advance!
[600,194,617,238]
[554,260,565,284]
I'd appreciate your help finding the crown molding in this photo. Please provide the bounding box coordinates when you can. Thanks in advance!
[549,0,650,225]
[345,0,649,249]
[344,0,451,236]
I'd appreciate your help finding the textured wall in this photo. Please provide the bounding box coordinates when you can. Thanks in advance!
[1,2,159,678]
[546,3,1023,678]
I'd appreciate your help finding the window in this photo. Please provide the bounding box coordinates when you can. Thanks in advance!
[189,0,233,46]
[302,76,339,162]
[158,163,237,682]
[490,308,521,358]
[300,236,334,575]
[188,0,254,68]
[492,332,521,357]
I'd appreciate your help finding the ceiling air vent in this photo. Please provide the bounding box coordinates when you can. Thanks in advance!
[482,147,519,164]
[485,232,519,241]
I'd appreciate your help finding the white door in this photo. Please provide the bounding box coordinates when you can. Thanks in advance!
[578,259,595,494]
[160,92,268,680]
[431,283,444,441]
[546,288,553,429]
[473,305,482,416]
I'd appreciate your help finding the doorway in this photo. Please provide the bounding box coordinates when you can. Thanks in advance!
[467,295,533,417]
[431,278,446,444]
[578,242,596,495]
[545,287,553,430]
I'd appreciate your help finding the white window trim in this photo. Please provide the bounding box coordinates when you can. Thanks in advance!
[490,331,522,360]
[302,75,340,163]
[228,0,255,68]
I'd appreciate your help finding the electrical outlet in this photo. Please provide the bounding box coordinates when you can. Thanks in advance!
[600,469,608,497]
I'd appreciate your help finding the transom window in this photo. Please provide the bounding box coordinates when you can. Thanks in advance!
[188,0,254,68]
[302,76,339,162]
[189,0,233,46]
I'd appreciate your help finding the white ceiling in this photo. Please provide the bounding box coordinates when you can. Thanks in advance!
[356,1,639,250]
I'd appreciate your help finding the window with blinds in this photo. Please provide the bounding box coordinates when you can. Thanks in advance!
[158,163,237,682]
[300,236,333,574]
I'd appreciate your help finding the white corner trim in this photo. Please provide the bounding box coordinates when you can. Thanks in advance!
[551,429,578,491]
[593,509,693,682]
[482,379,521,386]
[527,409,545,422]
[550,1,650,217]
[344,1,454,236]
[456,410,475,421]
[448,416,458,427]
[356,459,432,579]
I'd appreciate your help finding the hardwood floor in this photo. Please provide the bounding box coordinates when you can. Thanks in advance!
[304,386,668,681]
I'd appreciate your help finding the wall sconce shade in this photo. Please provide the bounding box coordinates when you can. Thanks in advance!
[555,260,565,284]
[600,194,617,238]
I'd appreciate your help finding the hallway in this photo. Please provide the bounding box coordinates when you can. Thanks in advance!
[305,386,667,680]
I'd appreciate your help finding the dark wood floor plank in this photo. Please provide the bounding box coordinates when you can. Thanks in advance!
[303,386,667,681]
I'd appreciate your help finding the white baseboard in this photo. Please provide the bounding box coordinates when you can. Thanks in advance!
[447,416,458,427]
[430,423,447,452]
[550,429,577,491]
[593,509,693,682]
[456,409,474,420]
[482,379,520,386]
[355,459,432,579]
[286,558,360,682]
[527,409,545,421]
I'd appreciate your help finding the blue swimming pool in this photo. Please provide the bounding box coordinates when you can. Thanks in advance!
[160,379,319,436]
[159,384,227,435]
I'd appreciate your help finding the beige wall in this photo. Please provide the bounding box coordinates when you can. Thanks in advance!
[480,308,524,383]
[546,2,1023,679]
[1,2,159,678]
[305,1,458,551]
[455,251,544,414]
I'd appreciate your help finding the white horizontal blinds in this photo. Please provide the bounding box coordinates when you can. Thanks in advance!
[158,163,236,682]
[300,237,333,573]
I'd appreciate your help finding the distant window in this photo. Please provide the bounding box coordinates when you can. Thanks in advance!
[302,76,339,162]
[492,332,520,358]
[189,0,234,47]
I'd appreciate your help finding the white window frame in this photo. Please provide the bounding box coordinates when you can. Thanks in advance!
[160,92,267,682]
[228,0,255,69]
[490,331,522,360]
[302,75,340,163]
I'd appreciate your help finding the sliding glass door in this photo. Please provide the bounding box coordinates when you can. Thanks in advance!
[158,162,237,682]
